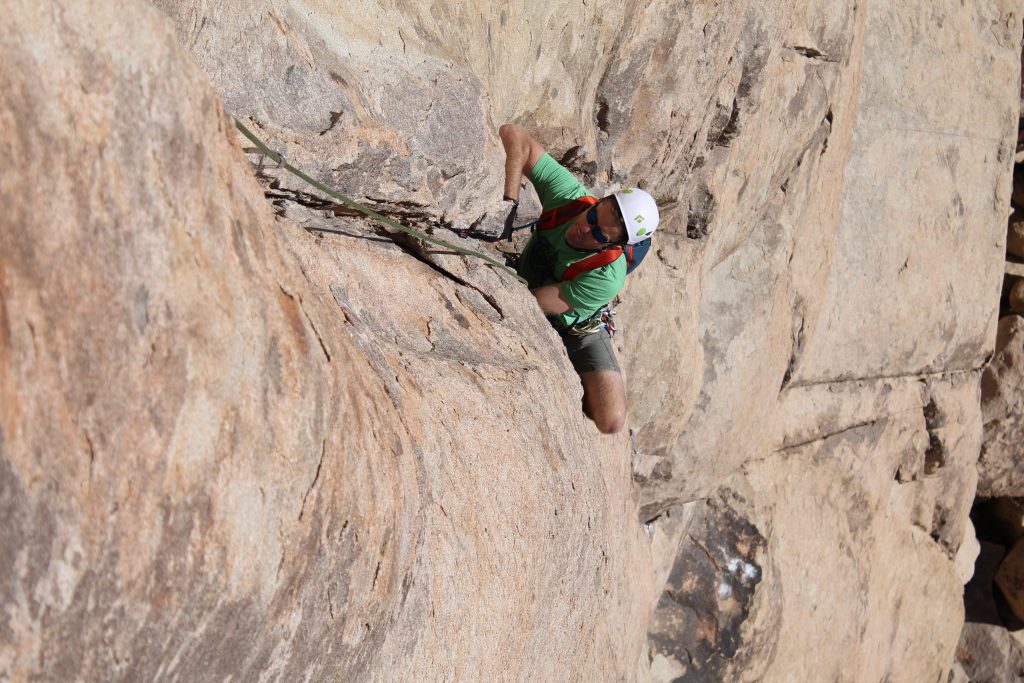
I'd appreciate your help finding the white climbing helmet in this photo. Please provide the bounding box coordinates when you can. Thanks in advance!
[612,188,659,245]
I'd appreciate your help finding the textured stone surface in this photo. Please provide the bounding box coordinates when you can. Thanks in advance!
[630,1,1014,672]
[626,0,1015,511]
[954,623,1024,683]
[2,0,1020,680]
[739,411,968,682]
[647,492,766,682]
[151,0,1016,510]
[0,2,652,680]
[644,373,982,682]
[980,316,1024,497]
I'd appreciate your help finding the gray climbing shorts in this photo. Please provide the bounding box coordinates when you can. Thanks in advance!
[558,329,620,374]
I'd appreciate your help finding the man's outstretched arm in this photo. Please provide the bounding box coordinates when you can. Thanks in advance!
[498,124,546,201]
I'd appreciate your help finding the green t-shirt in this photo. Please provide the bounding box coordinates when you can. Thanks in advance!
[516,153,626,328]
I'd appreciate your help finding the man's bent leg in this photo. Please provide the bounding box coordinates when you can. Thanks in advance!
[579,369,626,434]
[559,330,626,434]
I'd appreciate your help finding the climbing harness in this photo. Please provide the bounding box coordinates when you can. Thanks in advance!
[233,118,526,285]
[564,304,617,338]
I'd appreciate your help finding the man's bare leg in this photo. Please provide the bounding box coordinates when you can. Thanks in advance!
[579,369,626,434]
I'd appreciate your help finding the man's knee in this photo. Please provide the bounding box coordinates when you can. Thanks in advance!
[579,369,626,434]
[592,409,625,434]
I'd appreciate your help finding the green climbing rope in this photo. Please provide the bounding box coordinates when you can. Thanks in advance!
[233,118,526,285]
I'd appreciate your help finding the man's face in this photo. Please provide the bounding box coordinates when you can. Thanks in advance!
[566,197,628,251]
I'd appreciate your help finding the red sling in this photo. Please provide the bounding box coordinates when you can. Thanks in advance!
[536,196,633,281]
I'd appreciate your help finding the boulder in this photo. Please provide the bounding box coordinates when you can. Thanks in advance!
[953,623,1024,683]
[1011,278,1024,314]
[645,370,986,679]
[996,539,1024,622]
[681,403,966,682]
[1009,210,1024,258]
[979,316,1024,497]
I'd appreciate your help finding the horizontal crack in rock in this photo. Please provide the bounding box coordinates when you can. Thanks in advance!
[778,417,885,452]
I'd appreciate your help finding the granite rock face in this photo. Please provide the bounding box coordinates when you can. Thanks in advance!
[625,0,1015,512]
[0,2,652,680]
[635,0,1015,675]
[2,0,1020,680]
[647,373,985,682]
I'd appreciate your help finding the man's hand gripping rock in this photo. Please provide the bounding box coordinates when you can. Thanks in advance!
[477,195,519,242]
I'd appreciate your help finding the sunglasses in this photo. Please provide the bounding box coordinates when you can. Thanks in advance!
[587,200,628,245]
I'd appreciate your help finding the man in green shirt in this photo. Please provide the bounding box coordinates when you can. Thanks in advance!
[494,123,660,434]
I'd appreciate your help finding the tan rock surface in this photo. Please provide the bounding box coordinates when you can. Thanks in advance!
[626,0,1015,512]
[739,416,967,683]
[2,0,1019,680]
[152,0,1017,509]
[0,2,653,679]
[646,372,984,680]
[636,0,1018,671]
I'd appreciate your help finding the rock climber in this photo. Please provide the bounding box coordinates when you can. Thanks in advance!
[490,123,659,434]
